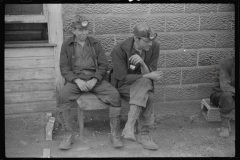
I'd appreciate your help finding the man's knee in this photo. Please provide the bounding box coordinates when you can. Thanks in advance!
[136,77,152,84]
[110,89,121,101]
[219,92,234,103]
[106,87,121,107]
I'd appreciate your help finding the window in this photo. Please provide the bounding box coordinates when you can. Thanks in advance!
[5,4,48,44]
[5,4,44,15]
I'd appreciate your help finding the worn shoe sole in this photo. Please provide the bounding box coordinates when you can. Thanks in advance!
[137,136,158,150]
[122,129,136,142]
[58,134,75,150]
[122,135,136,142]
[110,135,123,148]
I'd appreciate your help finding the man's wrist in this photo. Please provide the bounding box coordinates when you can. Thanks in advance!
[74,78,83,83]
[92,78,98,82]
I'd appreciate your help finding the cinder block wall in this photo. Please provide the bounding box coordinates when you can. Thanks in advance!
[61,3,235,119]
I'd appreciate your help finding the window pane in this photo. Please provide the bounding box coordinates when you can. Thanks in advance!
[5,4,43,15]
[5,23,48,43]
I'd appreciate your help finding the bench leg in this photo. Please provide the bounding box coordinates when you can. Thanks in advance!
[77,107,84,138]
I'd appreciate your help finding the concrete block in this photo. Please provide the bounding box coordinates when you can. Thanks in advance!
[185,4,217,13]
[75,4,95,14]
[62,4,78,14]
[130,16,165,33]
[156,33,183,50]
[196,83,217,100]
[218,4,235,12]
[232,14,235,30]
[165,50,197,68]
[116,35,132,45]
[157,53,165,68]
[156,68,181,85]
[216,31,235,48]
[154,100,201,119]
[198,49,234,66]
[184,32,216,49]
[92,4,113,14]
[112,4,149,14]
[200,13,233,31]
[93,35,115,52]
[153,85,165,102]
[150,4,184,13]
[95,16,130,34]
[182,67,218,84]
[166,15,199,32]
[164,85,197,101]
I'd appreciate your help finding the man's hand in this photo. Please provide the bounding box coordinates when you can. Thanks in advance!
[129,54,144,65]
[86,78,98,91]
[143,71,163,81]
[74,79,90,92]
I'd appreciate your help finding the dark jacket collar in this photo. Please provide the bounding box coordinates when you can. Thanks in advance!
[67,35,98,46]
[120,37,135,54]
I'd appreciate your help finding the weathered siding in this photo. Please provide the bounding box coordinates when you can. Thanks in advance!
[5,47,57,114]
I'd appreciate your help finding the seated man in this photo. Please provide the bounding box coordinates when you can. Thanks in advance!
[210,56,235,137]
[110,22,163,150]
[57,15,123,150]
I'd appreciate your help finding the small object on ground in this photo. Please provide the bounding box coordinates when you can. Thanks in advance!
[43,148,51,158]
[20,141,27,145]
[46,117,55,140]
[201,99,221,122]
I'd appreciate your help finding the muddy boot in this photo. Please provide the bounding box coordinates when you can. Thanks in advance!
[122,105,141,142]
[110,116,123,148]
[137,125,158,150]
[219,116,231,138]
[58,108,75,150]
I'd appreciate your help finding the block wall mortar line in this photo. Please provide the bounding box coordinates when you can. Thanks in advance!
[214,32,217,49]
[184,3,185,13]
[180,68,183,85]
[148,4,150,15]
[163,86,166,103]
[231,13,234,30]
[164,16,166,32]
[198,14,201,31]
[197,50,199,68]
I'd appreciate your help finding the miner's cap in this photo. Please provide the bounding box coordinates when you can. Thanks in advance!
[71,15,89,29]
[133,23,157,41]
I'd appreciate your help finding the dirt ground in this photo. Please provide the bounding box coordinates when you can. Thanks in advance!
[5,112,235,158]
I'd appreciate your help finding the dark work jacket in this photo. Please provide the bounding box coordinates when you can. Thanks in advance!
[60,35,108,84]
[110,37,160,89]
[213,56,235,93]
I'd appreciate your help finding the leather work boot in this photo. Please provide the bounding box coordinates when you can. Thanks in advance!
[137,125,158,150]
[219,117,231,138]
[122,105,141,142]
[58,108,75,150]
[110,116,123,148]
[59,132,75,150]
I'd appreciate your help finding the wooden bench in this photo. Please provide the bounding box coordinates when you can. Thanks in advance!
[76,92,130,137]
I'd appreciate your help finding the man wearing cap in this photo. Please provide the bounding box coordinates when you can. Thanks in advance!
[110,22,163,150]
[210,56,235,138]
[57,15,123,150]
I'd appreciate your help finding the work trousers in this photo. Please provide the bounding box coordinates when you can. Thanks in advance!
[210,91,235,118]
[117,77,155,126]
[57,79,121,117]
